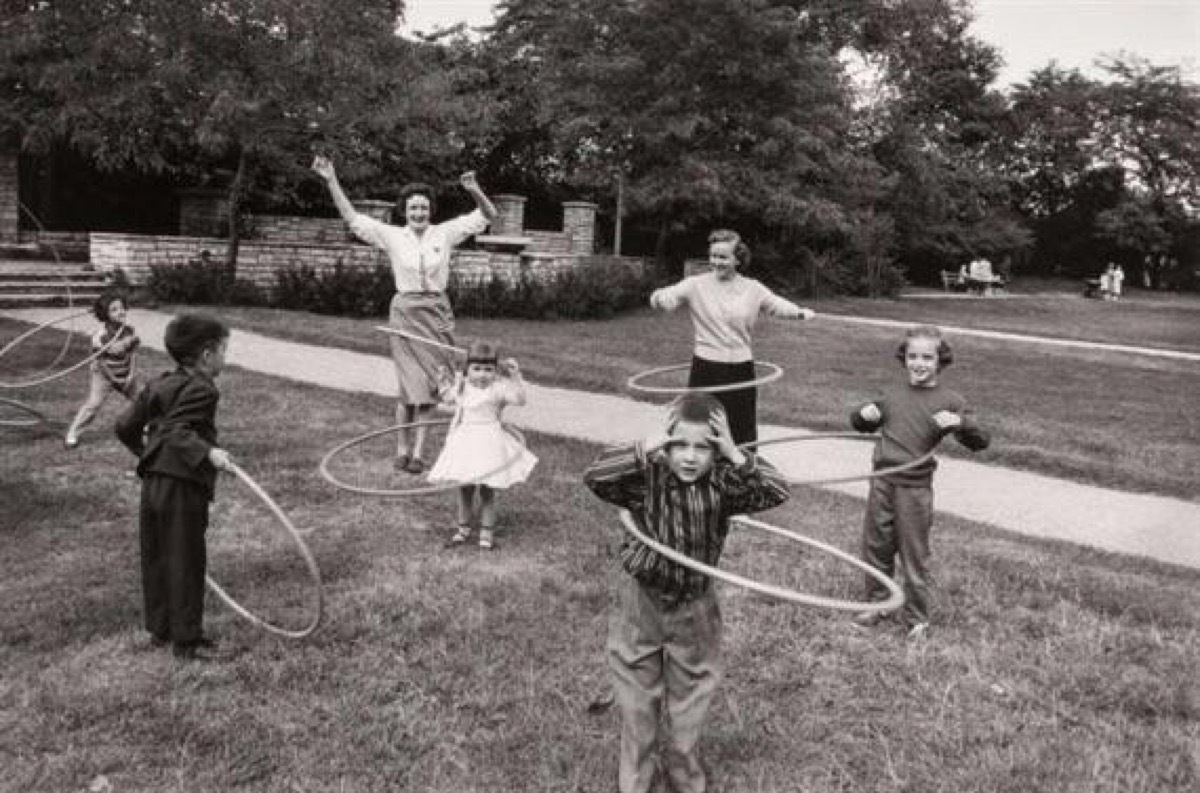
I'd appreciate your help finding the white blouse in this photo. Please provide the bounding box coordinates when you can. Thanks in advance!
[350,209,489,293]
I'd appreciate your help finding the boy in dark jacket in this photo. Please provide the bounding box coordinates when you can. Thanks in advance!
[115,314,232,660]
[851,325,990,639]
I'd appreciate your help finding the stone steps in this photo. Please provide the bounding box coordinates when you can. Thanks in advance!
[0,257,107,308]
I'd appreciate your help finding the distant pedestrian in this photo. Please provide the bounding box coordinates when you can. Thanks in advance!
[1111,264,1125,301]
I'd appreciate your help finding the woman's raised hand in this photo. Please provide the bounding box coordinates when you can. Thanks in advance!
[311,155,335,181]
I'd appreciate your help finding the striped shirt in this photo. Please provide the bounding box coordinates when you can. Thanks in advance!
[584,443,791,602]
[93,325,140,386]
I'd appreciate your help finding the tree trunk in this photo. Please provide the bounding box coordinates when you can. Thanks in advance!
[224,146,249,281]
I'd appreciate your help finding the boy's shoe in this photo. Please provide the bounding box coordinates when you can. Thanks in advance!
[172,641,219,662]
[479,528,496,550]
[444,526,472,548]
[393,454,411,472]
[404,457,427,475]
[906,623,930,642]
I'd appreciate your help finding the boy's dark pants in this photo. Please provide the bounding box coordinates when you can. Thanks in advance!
[608,576,723,793]
[139,475,208,644]
[862,477,934,626]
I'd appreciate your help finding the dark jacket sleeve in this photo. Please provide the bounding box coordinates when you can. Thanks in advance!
[160,379,219,470]
[714,453,791,516]
[583,443,648,510]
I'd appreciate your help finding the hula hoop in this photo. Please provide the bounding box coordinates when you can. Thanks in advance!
[626,361,783,396]
[374,325,467,356]
[617,509,904,612]
[318,418,529,497]
[739,432,937,487]
[0,313,130,390]
[0,396,55,429]
[205,462,324,639]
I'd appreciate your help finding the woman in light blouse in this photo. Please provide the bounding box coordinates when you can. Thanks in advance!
[313,156,497,473]
[650,229,815,444]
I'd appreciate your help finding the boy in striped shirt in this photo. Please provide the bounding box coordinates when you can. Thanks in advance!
[584,393,790,793]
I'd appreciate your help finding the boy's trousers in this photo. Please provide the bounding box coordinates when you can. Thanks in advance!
[139,475,209,644]
[608,575,723,793]
[862,477,934,626]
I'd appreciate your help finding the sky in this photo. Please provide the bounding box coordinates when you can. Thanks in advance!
[399,0,1198,87]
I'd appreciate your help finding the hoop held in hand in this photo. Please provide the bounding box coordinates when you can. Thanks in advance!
[205,462,324,639]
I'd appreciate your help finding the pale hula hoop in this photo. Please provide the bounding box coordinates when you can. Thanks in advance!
[374,325,467,356]
[739,432,938,487]
[0,313,131,390]
[617,509,904,612]
[319,418,529,498]
[205,462,324,639]
[626,361,783,396]
[0,396,55,429]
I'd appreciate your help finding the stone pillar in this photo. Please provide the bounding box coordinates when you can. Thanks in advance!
[491,194,527,237]
[0,153,19,241]
[353,199,393,224]
[178,188,229,237]
[563,200,598,254]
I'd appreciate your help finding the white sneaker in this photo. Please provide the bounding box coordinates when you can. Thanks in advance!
[907,623,929,641]
[64,436,79,449]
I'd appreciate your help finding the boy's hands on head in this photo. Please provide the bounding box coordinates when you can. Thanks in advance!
[860,403,883,423]
[208,448,233,471]
[932,410,962,430]
[709,408,746,466]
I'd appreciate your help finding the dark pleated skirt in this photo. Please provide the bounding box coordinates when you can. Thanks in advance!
[687,356,758,445]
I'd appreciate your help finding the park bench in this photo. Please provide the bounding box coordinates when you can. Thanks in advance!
[1083,278,1102,298]
[940,270,966,292]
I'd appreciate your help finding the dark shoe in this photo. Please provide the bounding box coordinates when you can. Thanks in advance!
[586,689,616,715]
[394,454,411,472]
[172,637,219,660]
[405,457,426,475]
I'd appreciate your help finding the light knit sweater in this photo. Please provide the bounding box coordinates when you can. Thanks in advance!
[650,273,802,362]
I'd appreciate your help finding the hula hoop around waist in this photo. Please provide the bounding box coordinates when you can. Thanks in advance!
[626,361,783,396]
[738,432,937,487]
[318,418,528,497]
[205,462,324,639]
[617,509,903,612]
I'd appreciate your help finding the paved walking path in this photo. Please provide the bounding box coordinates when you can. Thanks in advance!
[5,307,1199,570]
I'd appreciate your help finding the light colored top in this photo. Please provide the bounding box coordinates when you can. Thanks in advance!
[350,209,490,293]
[650,273,802,363]
[444,380,525,427]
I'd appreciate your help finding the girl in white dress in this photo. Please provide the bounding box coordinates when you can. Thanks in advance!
[430,341,538,549]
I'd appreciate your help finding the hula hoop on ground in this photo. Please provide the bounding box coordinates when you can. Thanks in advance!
[0,312,130,390]
[617,509,904,612]
[205,462,324,639]
[318,418,528,497]
[626,361,783,396]
[0,396,55,428]
[738,432,937,487]
[374,325,467,356]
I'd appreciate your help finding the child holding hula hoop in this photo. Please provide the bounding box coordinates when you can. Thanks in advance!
[312,155,497,475]
[115,314,234,661]
[430,341,537,550]
[649,228,814,444]
[584,394,790,793]
[850,325,990,640]
[64,289,143,448]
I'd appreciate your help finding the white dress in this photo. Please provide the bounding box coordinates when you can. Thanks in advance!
[428,381,537,488]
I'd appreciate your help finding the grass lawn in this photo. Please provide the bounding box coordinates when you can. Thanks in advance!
[2,331,1198,792]
[181,302,1200,501]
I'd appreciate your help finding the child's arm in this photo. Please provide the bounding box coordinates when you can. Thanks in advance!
[934,407,991,451]
[851,401,884,433]
[436,367,460,406]
[499,358,527,407]
[708,408,791,514]
[583,437,669,510]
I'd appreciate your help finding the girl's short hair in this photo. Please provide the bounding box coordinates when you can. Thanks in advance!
[164,313,229,366]
[895,325,954,368]
[92,288,129,323]
[396,183,436,220]
[464,340,499,370]
[708,228,752,268]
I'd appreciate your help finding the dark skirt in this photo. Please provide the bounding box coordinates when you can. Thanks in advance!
[687,356,758,445]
